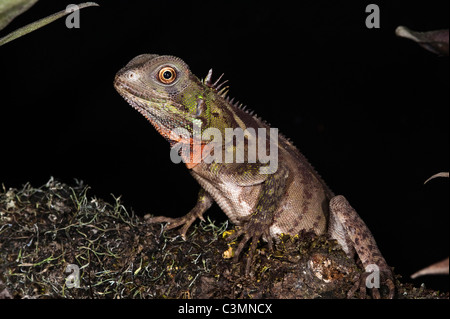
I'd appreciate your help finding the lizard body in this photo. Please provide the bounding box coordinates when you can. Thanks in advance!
[114,54,394,298]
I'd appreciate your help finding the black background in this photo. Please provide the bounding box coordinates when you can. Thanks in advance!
[1,1,448,292]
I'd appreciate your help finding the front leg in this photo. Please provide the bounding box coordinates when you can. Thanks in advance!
[227,164,289,275]
[328,195,395,299]
[146,188,213,239]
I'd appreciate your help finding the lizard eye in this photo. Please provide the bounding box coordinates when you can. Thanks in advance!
[158,66,177,84]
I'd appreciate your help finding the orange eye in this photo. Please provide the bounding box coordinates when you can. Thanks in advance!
[158,67,177,84]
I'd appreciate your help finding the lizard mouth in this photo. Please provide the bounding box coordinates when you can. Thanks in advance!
[114,76,166,119]
[114,77,191,144]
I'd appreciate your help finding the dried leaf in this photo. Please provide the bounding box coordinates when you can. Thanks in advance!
[424,172,449,184]
[411,257,449,279]
[395,26,449,56]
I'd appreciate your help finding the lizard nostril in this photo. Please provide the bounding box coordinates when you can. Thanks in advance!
[126,71,138,81]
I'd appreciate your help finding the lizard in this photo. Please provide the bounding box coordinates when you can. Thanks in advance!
[114,54,395,298]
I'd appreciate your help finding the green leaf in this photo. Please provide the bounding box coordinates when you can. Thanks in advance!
[0,0,38,32]
[0,2,98,47]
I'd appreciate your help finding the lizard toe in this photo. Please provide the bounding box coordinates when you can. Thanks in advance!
[229,220,273,276]
[146,213,199,239]
[348,268,395,299]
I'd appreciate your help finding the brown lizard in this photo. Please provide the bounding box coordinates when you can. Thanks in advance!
[114,54,395,298]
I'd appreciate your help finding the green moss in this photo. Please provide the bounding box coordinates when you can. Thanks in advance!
[0,179,447,299]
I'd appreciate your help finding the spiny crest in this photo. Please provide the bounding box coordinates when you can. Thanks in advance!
[202,69,246,109]
[201,68,296,147]
[203,68,230,97]
[203,68,264,116]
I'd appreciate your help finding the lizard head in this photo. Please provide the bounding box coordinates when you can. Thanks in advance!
[114,54,214,145]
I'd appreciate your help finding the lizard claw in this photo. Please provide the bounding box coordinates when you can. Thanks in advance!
[146,210,205,239]
[347,267,395,299]
[145,190,211,239]
[227,219,273,276]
